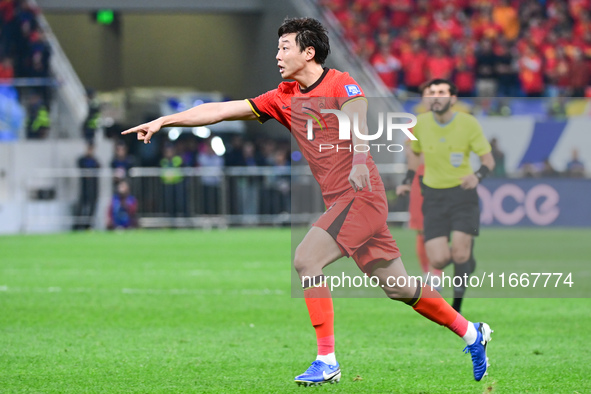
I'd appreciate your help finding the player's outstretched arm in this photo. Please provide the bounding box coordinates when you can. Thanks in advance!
[121,100,257,144]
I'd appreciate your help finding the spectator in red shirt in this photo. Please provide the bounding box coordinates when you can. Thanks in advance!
[519,45,544,97]
[545,46,571,96]
[389,28,412,57]
[370,43,402,91]
[400,40,428,93]
[358,0,387,31]
[581,31,591,70]
[0,56,14,80]
[320,0,350,25]
[527,18,550,49]
[351,32,376,62]
[406,13,431,42]
[374,18,393,51]
[540,30,559,65]
[560,29,582,59]
[569,0,591,19]
[433,4,464,44]
[574,10,591,37]
[388,0,413,32]
[454,47,476,97]
[426,45,454,80]
[473,7,504,42]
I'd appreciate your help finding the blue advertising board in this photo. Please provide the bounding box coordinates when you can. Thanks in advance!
[478,179,591,227]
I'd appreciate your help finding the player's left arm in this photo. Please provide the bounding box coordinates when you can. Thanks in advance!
[460,118,496,189]
[342,98,372,192]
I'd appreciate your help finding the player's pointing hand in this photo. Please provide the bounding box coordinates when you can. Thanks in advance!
[121,118,164,144]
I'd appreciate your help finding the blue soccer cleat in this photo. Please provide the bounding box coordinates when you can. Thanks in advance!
[294,360,341,386]
[464,322,493,381]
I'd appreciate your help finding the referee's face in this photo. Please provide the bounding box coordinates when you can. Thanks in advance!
[426,83,456,115]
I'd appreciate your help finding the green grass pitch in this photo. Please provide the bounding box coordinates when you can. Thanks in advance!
[1,228,590,393]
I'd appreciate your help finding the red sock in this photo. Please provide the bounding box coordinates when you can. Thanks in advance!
[304,283,335,355]
[416,233,430,274]
[411,285,469,337]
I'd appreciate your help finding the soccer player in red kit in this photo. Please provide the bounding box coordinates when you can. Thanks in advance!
[122,17,492,385]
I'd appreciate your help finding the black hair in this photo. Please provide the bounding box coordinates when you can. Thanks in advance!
[425,78,458,96]
[278,17,330,65]
[418,81,430,95]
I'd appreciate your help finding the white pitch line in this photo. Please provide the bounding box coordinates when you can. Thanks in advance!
[0,285,285,296]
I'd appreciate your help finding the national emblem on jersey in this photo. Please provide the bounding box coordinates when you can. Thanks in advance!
[345,84,361,97]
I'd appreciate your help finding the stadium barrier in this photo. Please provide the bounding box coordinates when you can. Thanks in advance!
[14,166,590,233]
[17,165,407,232]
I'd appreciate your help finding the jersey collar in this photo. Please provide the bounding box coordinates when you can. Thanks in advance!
[299,68,329,94]
[432,111,457,127]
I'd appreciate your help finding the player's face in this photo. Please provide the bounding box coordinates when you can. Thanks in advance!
[424,83,456,115]
[276,33,307,80]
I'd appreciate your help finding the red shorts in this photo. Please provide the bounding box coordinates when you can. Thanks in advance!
[314,189,401,274]
[408,164,425,231]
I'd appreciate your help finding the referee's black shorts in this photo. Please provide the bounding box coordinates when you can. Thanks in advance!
[421,184,480,242]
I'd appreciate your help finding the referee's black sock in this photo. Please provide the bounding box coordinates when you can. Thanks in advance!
[452,261,470,312]
[468,238,477,273]
[452,240,476,312]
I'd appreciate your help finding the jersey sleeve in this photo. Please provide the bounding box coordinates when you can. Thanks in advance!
[247,89,278,124]
[468,117,491,156]
[333,73,366,109]
[410,120,422,153]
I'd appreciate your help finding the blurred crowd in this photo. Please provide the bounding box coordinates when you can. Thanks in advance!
[490,137,586,178]
[0,0,52,139]
[319,0,591,97]
[73,135,293,229]
[520,149,586,177]
[0,0,49,81]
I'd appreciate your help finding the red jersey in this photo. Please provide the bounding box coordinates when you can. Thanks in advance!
[519,55,544,94]
[426,55,454,80]
[370,51,401,90]
[400,50,428,88]
[248,68,384,205]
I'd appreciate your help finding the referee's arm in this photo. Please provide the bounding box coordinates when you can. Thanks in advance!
[395,147,421,196]
[460,152,495,190]
[406,148,422,173]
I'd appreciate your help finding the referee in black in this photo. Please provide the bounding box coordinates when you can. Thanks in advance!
[397,79,495,313]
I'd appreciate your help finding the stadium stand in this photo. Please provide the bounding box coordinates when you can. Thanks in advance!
[318,0,591,98]
[0,0,53,139]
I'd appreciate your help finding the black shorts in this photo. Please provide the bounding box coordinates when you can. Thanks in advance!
[421,184,480,242]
